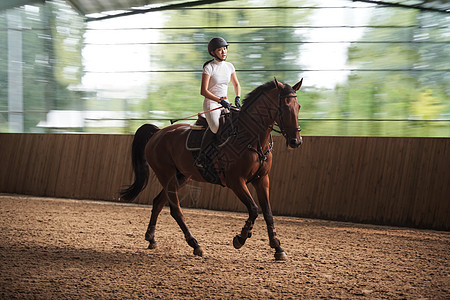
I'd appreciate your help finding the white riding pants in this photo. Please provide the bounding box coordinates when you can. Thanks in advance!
[203,98,227,134]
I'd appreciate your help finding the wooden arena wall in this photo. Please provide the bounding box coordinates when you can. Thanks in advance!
[0,133,449,230]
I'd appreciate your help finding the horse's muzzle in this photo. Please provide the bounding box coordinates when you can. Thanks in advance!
[288,136,302,148]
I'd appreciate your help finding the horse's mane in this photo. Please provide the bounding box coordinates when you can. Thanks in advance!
[241,80,294,112]
[241,81,276,111]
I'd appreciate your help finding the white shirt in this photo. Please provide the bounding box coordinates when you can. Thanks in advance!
[203,60,236,100]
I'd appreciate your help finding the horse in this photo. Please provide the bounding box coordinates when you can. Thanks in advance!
[120,78,303,260]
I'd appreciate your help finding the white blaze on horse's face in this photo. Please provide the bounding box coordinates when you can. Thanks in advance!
[275,78,303,149]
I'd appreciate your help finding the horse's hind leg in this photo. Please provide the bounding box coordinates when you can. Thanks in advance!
[145,190,167,249]
[167,190,203,257]
[156,172,202,256]
[145,174,190,250]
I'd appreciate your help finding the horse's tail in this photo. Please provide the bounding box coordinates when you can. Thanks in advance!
[120,124,160,202]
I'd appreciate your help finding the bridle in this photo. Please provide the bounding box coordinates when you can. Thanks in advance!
[270,92,301,137]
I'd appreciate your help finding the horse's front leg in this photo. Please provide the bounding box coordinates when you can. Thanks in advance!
[229,179,259,249]
[252,175,287,260]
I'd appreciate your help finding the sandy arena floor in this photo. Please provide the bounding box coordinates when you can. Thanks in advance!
[0,194,449,299]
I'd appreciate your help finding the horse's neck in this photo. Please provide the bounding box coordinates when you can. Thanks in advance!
[237,89,278,147]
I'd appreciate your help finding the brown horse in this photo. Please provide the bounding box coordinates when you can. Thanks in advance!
[120,78,303,260]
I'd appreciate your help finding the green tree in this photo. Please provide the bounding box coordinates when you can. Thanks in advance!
[333,7,449,137]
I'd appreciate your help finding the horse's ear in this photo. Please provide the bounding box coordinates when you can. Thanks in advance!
[274,77,281,90]
[293,78,303,91]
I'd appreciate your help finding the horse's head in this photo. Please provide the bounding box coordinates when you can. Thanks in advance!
[274,78,303,148]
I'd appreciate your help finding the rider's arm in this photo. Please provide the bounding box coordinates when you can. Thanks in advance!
[230,72,240,98]
[200,73,221,102]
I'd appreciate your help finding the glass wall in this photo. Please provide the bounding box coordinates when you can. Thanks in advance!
[1,0,449,136]
[0,1,84,133]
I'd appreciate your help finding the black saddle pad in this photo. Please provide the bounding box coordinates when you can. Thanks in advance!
[186,129,203,151]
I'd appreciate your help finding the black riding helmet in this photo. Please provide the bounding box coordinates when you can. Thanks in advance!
[208,37,228,61]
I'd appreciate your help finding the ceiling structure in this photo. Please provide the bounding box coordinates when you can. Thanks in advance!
[355,0,449,13]
[70,0,450,22]
[68,0,227,15]
[0,0,448,20]
[73,0,233,21]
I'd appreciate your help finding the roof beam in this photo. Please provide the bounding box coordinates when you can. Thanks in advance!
[85,0,234,22]
[353,0,450,13]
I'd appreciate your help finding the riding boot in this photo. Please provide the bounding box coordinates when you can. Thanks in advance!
[194,128,216,168]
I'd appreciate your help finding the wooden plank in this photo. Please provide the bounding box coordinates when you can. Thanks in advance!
[52,134,79,197]
[0,134,20,192]
[8,134,30,194]
[111,135,133,201]
[27,134,50,195]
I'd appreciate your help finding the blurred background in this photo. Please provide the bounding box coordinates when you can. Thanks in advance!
[0,0,449,136]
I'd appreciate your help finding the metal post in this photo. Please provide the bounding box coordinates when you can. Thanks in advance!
[7,9,23,132]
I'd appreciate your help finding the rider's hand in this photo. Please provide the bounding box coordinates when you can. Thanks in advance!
[234,96,241,108]
[220,98,231,110]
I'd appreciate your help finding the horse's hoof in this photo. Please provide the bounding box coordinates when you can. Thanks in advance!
[274,251,287,261]
[193,247,203,257]
[233,235,244,249]
[148,241,157,249]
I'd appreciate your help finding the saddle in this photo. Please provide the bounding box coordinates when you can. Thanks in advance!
[186,110,238,186]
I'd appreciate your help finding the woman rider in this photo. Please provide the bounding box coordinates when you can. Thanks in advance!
[194,37,241,168]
